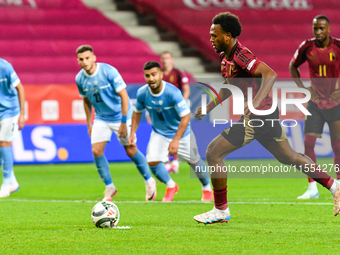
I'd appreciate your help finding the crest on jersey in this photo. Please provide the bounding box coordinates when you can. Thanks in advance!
[330,52,336,61]
[229,64,234,75]
[221,62,225,71]
[170,75,174,83]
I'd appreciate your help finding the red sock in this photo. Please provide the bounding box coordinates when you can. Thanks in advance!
[213,186,228,210]
[173,154,178,160]
[331,139,340,180]
[301,164,333,188]
[304,135,317,183]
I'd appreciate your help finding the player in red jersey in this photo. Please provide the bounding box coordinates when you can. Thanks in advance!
[160,51,191,174]
[161,51,191,101]
[290,15,340,199]
[193,12,340,224]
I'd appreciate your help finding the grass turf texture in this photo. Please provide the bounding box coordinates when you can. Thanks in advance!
[1,158,340,254]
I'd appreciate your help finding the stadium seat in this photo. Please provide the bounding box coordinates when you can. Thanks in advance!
[126,0,340,78]
[0,0,159,84]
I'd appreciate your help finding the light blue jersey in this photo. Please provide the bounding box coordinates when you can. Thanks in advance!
[75,63,132,123]
[0,58,20,120]
[134,81,190,139]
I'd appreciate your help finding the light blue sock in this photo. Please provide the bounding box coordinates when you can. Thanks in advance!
[190,159,210,186]
[0,147,13,181]
[131,150,151,181]
[94,155,112,185]
[150,163,171,184]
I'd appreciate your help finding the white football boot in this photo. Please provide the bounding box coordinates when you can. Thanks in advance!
[297,188,319,199]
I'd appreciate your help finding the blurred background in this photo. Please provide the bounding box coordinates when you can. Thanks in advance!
[2,0,339,164]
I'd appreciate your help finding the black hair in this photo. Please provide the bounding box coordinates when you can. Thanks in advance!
[143,61,161,70]
[212,12,242,38]
[314,15,330,24]
[76,45,93,54]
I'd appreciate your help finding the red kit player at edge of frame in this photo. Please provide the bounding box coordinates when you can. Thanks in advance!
[160,51,191,174]
[290,15,340,200]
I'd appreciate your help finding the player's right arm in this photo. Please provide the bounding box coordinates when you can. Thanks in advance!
[83,97,92,137]
[289,41,319,102]
[195,88,232,120]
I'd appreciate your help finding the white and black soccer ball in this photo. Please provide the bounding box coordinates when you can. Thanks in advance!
[91,201,120,228]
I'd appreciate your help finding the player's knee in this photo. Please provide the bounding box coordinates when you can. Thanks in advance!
[125,146,137,158]
[190,160,200,167]
[92,147,104,158]
[206,144,218,162]
[148,161,161,167]
[331,139,340,154]
[0,141,11,147]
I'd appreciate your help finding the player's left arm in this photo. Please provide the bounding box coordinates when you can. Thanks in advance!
[168,113,190,156]
[330,40,340,101]
[245,62,277,114]
[128,111,141,147]
[117,88,129,138]
[129,87,145,146]
[15,82,25,130]
[179,70,190,100]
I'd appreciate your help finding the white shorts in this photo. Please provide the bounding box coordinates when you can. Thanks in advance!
[91,119,134,146]
[146,130,201,164]
[0,115,19,142]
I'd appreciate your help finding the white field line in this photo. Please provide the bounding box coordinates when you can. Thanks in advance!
[0,199,334,206]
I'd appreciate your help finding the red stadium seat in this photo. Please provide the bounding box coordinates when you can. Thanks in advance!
[126,0,340,78]
[0,0,159,84]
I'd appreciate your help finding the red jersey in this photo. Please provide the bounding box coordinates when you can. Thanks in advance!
[220,40,273,111]
[162,67,189,91]
[292,37,340,109]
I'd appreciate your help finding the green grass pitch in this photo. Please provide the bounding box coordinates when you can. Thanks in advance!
[1,158,340,254]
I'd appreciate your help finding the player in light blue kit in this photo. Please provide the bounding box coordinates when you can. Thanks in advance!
[75,45,156,201]
[0,58,25,198]
[128,61,213,202]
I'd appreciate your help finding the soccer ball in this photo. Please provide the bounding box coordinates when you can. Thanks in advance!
[91,201,120,228]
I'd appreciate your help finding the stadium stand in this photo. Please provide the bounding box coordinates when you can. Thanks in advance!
[82,0,216,79]
[0,0,159,84]
[126,0,340,78]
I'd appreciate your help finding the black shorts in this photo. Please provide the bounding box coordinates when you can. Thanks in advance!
[221,108,287,148]
[304,101,340,136]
